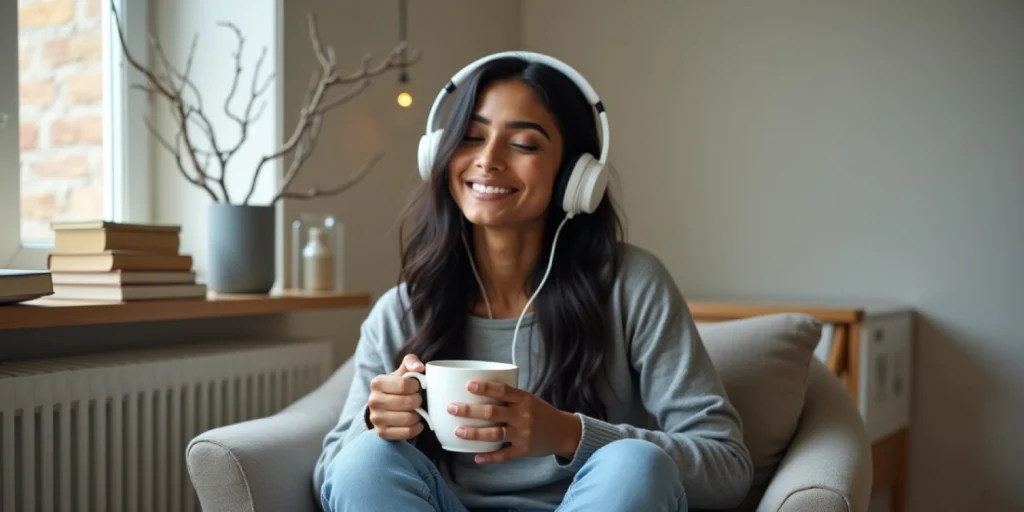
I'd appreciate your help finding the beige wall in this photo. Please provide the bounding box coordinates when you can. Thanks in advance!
[277,0,523,363]
[524,0,1024,510]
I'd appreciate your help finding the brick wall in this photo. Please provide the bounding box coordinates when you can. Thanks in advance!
[19,0,104,242]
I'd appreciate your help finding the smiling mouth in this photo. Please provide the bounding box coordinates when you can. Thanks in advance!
[466,181,518,197]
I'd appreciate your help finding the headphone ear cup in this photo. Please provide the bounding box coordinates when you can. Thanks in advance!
[417,129,444,181]
[561,153,608,216]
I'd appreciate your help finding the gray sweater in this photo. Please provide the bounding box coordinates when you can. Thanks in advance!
[314,244,753,509]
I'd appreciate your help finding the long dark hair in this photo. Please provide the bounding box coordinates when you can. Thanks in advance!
[395,56,625,472]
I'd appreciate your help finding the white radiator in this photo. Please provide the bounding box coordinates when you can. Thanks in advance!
[0,338,333,512]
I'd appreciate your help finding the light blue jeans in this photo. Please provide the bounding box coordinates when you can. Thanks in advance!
[321,430,687,512]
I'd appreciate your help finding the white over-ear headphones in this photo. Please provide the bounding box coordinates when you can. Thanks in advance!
[417,51,611,218]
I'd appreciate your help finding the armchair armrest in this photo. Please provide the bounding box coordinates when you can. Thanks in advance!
[758,360,873,512]
[186,358,355,512]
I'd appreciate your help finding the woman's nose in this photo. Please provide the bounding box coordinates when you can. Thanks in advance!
[474,139,505,172]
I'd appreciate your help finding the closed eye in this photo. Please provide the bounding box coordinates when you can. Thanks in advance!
[462,134,538,152]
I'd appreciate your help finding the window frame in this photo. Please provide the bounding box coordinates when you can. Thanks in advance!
[1,0,151,270]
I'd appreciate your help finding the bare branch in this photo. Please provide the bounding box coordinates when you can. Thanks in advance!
[213,25,280,201]
[139,14,232,200]
[219,21,246,126]
[249,100,268,124]
[274,113,324,199]
[245,12,412,204]
[111,5,173,98]
[222,45,273,161]
[308,13,334,71]
[302,70,320,107]
[111,4,229,201]
[144,116,219,201]
[180,35,199,93]
[144,116,177,155]
[314,80,370,115]
[186,113,215,146]
[112,4,415,206]
[199,144,213,172]
[130,83,159,96]
[181,94,230,200]
[147,35,182,95]
[337,42,421,85]
[241,47,275,126]
[252,48,274,96]
[276,152,384,202]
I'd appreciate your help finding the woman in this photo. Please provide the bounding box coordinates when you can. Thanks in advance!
[314,52,753,512]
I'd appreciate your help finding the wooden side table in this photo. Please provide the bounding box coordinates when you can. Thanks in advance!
[688,298,913,512]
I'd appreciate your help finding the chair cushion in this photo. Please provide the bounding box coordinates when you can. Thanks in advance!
[696,313,822,487]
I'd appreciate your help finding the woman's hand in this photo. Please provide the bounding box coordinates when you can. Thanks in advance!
[366,354,426,441]
[447,380,583,464]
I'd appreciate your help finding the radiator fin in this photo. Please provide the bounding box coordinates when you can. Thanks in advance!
[0,338,333,511]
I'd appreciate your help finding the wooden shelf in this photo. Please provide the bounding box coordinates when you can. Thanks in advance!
[688,298,910,324]
[0,290,372,331]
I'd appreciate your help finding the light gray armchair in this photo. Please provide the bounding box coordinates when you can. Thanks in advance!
[186,313,872,512]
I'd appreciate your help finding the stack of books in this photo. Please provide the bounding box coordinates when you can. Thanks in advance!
[47,221,207,301]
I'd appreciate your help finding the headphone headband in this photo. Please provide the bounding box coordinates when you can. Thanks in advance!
[425,51,610,165]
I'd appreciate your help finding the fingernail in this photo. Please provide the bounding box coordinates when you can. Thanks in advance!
[475,455,486,463]
[456,428,466,437]
[447,404,457,414]
[467,382,479,392]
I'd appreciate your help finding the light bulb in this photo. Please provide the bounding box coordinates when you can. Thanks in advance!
[397,91,413,107]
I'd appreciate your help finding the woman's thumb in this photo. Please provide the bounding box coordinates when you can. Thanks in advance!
[398,353,424,374]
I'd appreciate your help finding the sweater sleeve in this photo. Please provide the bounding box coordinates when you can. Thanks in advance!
[555,251,754,509]
[312,292,396,492]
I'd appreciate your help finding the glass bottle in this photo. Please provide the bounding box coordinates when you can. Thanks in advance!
[291,213,343,292]
[302,226,333,291]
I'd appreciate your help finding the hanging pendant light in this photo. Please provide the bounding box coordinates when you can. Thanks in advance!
[396,0,412,107]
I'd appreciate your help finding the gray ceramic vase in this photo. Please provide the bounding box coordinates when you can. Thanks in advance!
[207,203,276,294]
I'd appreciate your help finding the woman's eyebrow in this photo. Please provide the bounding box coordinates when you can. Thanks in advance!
[471,114,550,140]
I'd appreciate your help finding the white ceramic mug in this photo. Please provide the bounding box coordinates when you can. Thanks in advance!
[402,360,518,453]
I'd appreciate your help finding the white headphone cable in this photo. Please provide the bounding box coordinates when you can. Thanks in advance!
[463,215,571,369]
[510,216,569,368]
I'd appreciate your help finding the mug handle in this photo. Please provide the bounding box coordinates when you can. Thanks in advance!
[402,372,433,431]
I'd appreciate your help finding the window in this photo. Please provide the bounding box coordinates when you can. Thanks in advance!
[1,0,149,269]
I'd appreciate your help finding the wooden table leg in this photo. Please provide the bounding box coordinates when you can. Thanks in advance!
[890,431,909,512]
[871,429,910,512]
[827,324,848,374]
